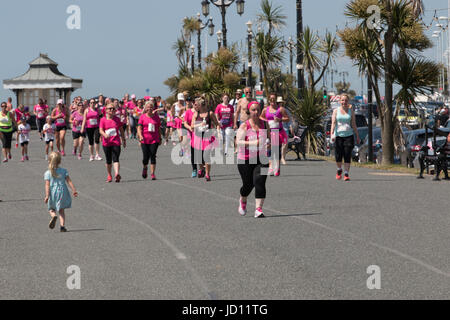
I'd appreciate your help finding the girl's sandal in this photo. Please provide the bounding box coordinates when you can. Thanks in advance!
[49,216,57,229]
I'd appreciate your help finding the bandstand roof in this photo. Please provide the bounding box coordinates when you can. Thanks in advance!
[3,53,83,90]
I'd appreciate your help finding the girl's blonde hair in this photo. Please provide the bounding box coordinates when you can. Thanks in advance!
[48,152,61,178]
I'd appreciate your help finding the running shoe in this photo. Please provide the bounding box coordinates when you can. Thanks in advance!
[115,174,121,183]
[238,201,247,216]
[164,141,168,146]
[198,169,205,178]
[20,156,25,162]
[2,159,7,163]
[89,155,95,162]
[77,154,82,160]
[60,226,68,233]
[72,150,76,156]
[336,170,343,180]
[49,216,57,229]
[8,154,11,159]
[254,207,265,218]
[142,167,148,179]
[95,155,103,161]
[191,170,197,178]
[61,151,66,156]
[205,175,211,182]
[344,174,350,181]
[274,169,280,177]
[107,174,113,183]
[268,168,274,176]
[151,174,156,181]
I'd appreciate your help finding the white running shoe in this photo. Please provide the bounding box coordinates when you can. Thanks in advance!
[89,155,95,162]
[238,201,247,216]
[254,208,265,218]
[95,155,103,161]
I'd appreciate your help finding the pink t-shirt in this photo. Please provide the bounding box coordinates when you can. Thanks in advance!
[215,104,234,129]
[15,108,25,123]
[86,108,100,128]
[127,101,136,111]
[100,116,122,147]
[115,107,127,125]
[184,108,194,131]
[54,109,66,127]
[138,113,161,145]
[72,111,84,132]
[34,104,48,119]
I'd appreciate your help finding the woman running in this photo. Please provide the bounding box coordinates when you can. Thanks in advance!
[173,93,186,153]
[0,102,18,162]
[43,116,55,160]
[260,93,290,176]
[330,94,360,181]
[137,101,162,180]
[70,101,86,160]
[183,97,199,177]
[33,98,49,140]
[99,103,126,183]
[215,93,235,156]
[51,99,68,156]
[165,104,174,146]
[114,99,128,135]
[190,98,220,181]
[237,101,269,218]
[81,99,102,161]
[127,95,138,139]
[17,116,31,162]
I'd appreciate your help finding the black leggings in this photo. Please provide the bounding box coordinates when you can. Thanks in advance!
[36,118,46,133]
[191,147,211,166]
[237,162,268,199]
[86,127,100,146]
[141,143,159,166]
[1,131,13,149]
[103,145,121,164]
[335,135,354,163]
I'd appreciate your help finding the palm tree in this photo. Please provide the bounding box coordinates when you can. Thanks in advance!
[341,0,428,165]
[289,89,328,154]
[254,32,284,92]
[256,0,287,37]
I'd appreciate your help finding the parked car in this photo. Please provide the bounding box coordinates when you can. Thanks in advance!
[404,127,450,168]
[396,107,421,129]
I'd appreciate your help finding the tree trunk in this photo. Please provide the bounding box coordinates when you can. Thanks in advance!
[382,0,395,165]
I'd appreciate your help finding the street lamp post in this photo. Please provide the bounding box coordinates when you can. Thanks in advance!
[196,13,215,70]
[296,0,305,97]
[216,30,223,49]
[190,45,195,74]
[287,36,295,75]
[201,0,245,49]
[246,20,253,91]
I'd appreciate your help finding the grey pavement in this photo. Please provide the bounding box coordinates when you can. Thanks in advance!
[1,132,450,300]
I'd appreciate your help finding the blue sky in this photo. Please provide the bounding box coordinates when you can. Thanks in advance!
[0,0,447,102]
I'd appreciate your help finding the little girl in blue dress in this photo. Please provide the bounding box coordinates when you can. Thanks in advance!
[44,152,78,232]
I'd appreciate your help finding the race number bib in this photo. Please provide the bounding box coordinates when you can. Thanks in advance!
[148,123,155,133]
[76,125,82,131]
[0,117,8,124]
[106,128,117,137]
[337,123,351,132]
[38,112,44,118]
[89,118,98,126]
[57,118,65,124]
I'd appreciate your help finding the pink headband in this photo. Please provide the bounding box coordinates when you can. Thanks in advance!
[247,101,260,110]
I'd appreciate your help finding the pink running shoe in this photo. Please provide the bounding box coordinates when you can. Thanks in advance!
[274,169,280,177]
[205,175,211,182]
[20,156,25,162]
[238,201,247,216]
[78,154,82,160]
[254,207,265,218]
[25,155,29,161]
[151,174,156,181]
[61,150,66,156]
[8,154,11,159]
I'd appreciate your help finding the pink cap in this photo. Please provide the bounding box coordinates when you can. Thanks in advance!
[57,99,64,105]
[131,94,136,99]
[247,101,260,110]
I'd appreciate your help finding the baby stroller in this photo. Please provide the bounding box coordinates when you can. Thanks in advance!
[288,122,307,160]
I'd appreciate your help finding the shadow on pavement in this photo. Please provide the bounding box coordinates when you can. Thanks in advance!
[265,212,322,218]
[67,229,105,233]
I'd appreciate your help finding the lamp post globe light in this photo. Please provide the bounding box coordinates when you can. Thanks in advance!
[246,20,253,90]
[196,13,215,70]
[287,36,295,75]
[200,0,245,48]
[216,30,223,49]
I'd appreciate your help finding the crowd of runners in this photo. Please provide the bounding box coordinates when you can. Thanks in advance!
[1,91,361,230]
